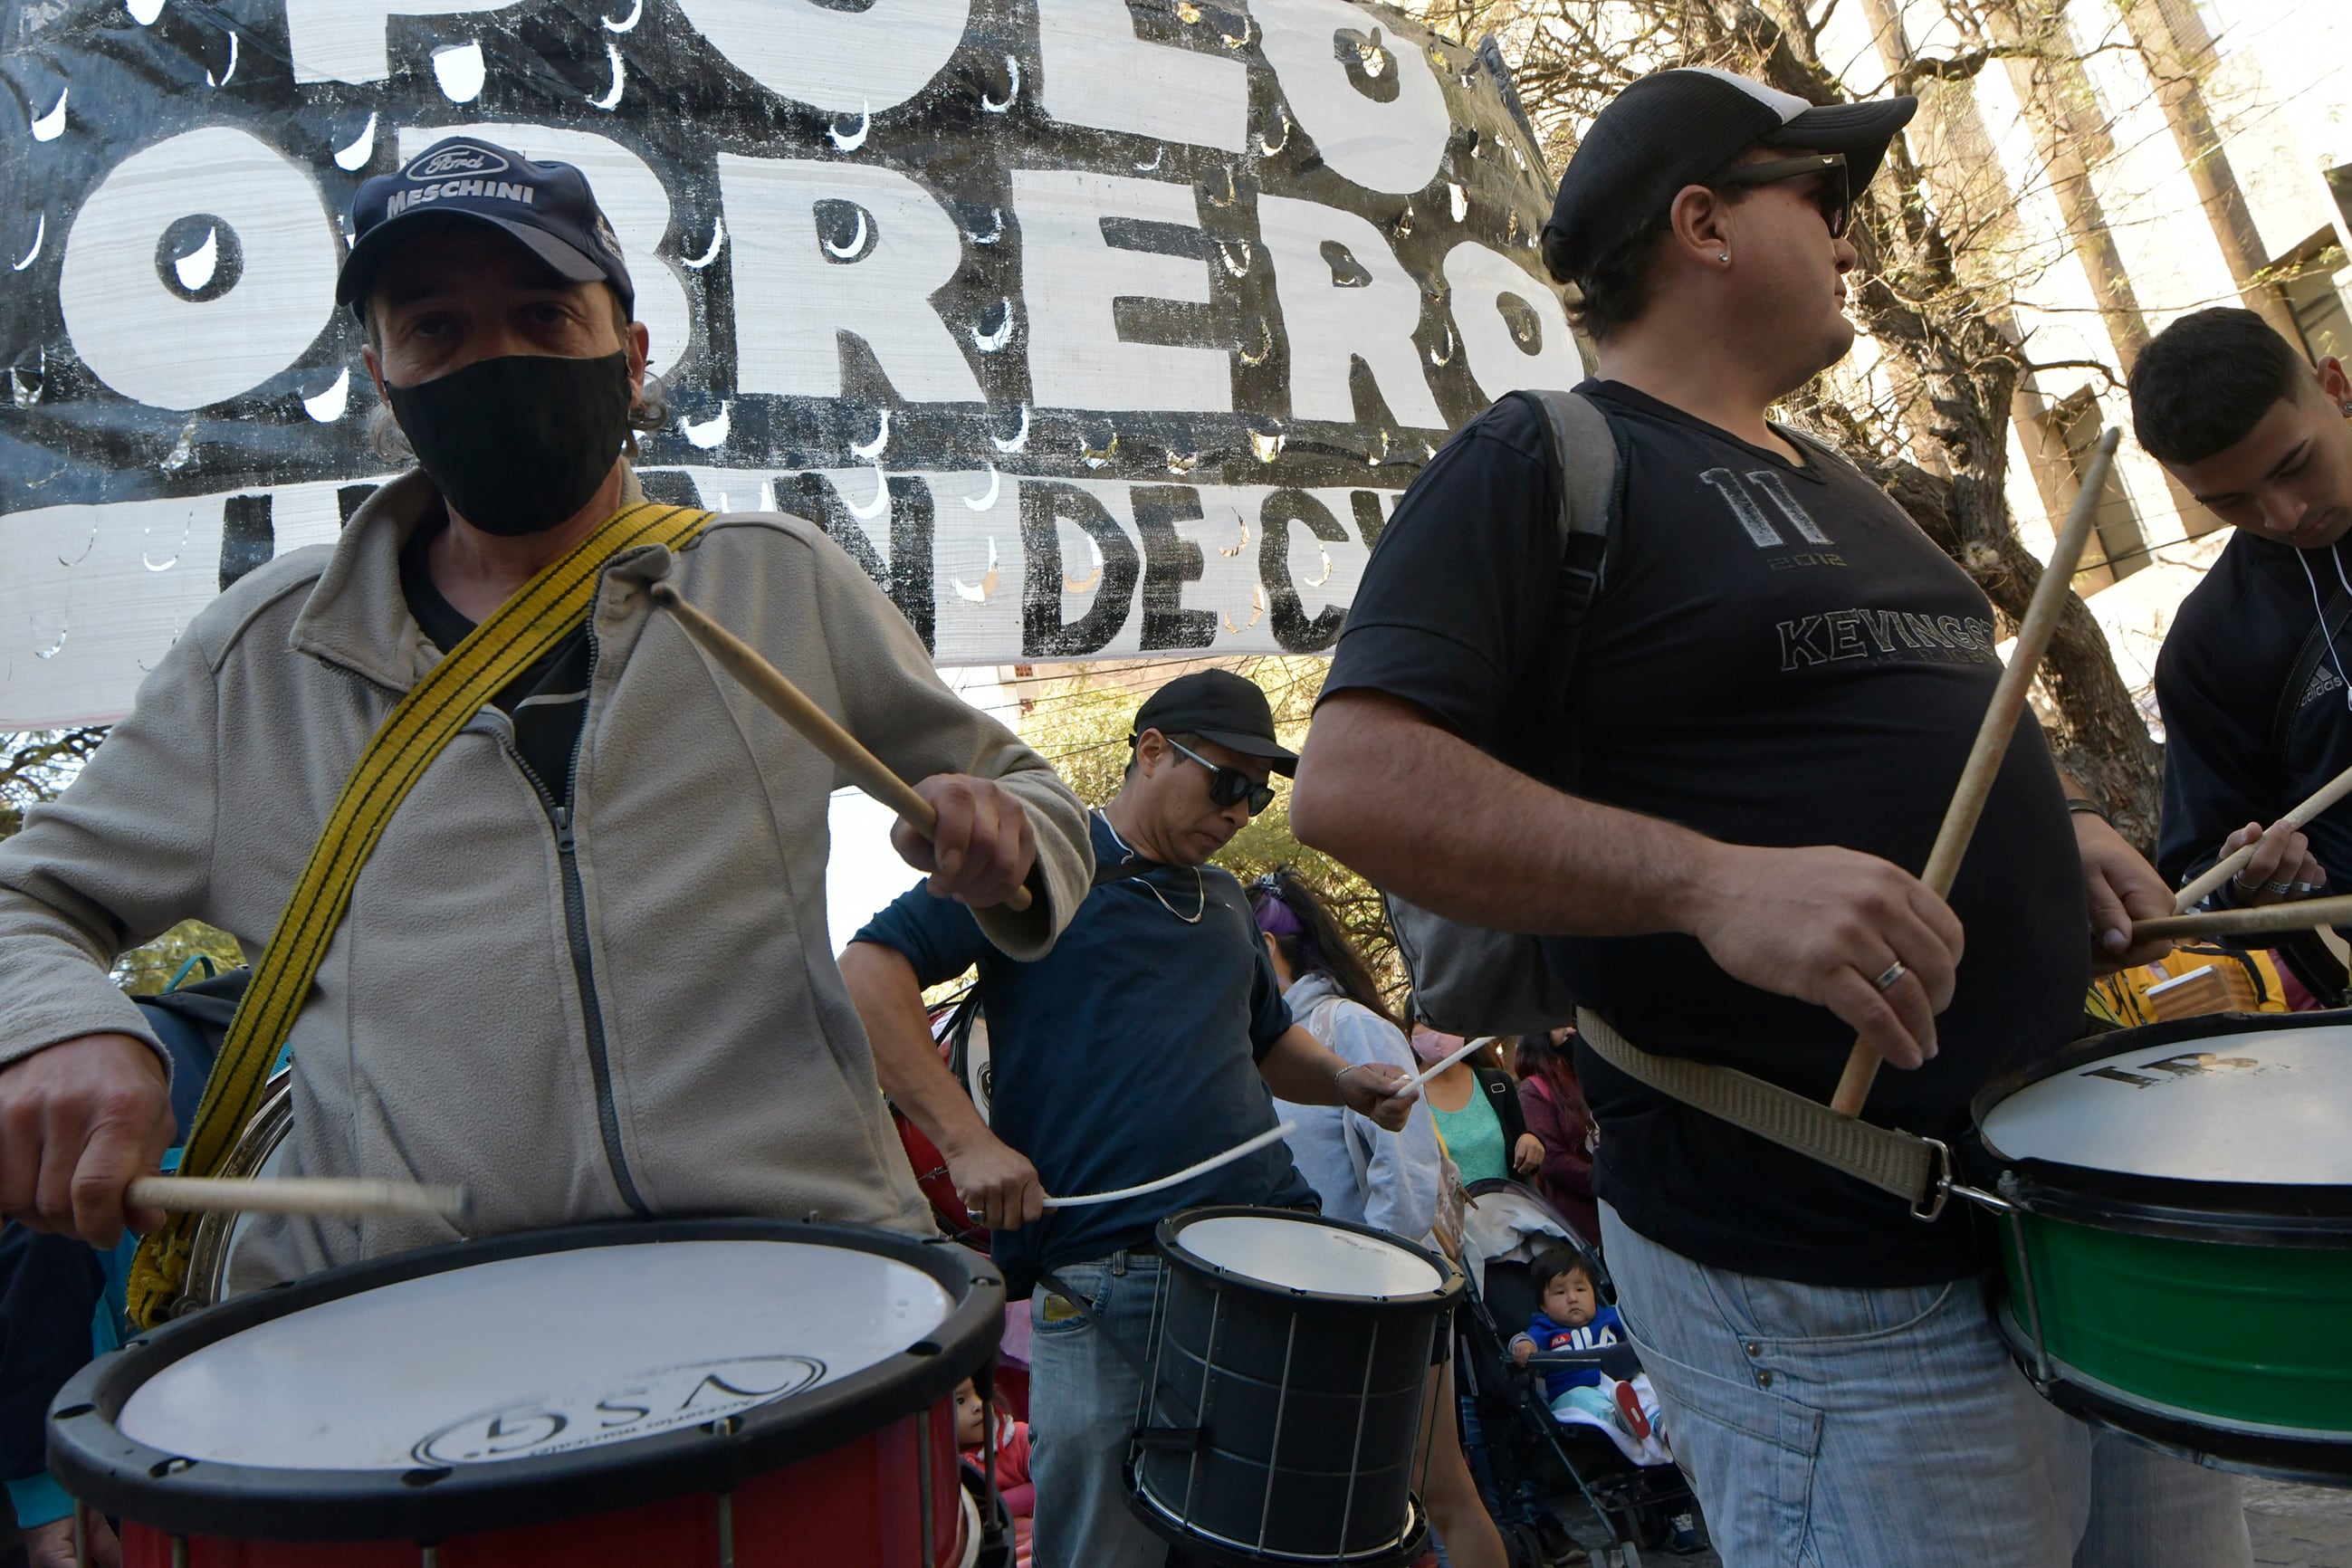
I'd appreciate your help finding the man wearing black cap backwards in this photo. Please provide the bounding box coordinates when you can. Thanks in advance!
[846,668,1422,1568]
[1295,70,2246,1564]
[0,144,1091,1294]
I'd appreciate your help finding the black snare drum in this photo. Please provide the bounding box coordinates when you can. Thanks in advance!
[1127,1208,1462,1565]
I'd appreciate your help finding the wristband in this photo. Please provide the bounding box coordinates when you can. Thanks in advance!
[2064,798,2114,827]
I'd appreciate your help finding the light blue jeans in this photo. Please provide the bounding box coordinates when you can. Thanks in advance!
[1028,1253,1171,1568]
[1600,1205,2252,1568]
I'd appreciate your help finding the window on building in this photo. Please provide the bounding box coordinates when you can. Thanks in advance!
[2052,387,2146,578]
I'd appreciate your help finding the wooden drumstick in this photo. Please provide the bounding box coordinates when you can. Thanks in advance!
[2129,891,2352,944]
[647,582,1033,913]
[2170,757,2352,912]
[125,1175,473,1221]
[1831,429,2119,1119]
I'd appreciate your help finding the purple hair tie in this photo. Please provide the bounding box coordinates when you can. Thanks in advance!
[1251,887,1305,938]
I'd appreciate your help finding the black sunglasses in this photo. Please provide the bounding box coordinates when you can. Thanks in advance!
[1712,152,1851,240]
[1168,738,1277,816]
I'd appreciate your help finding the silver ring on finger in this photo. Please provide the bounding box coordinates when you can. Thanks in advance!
[1872,961,1908,993]
[2264,879,2295,896]
[2291,880,2322,896]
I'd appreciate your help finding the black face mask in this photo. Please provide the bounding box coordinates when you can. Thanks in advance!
[386,351,634,536]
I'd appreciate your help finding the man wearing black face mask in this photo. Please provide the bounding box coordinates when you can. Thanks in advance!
[0,138,1095,1312]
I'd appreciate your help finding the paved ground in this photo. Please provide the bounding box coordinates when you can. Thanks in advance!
[2249,1478,2352,1568]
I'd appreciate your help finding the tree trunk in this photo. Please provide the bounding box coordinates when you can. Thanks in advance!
[2116,0,2302,346]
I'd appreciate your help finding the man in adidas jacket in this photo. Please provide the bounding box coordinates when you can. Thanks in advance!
[1293,70,2245,1566]
[0,139,1090,1286]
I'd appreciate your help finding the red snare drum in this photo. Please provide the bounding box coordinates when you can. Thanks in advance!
[48,1220,999,1566]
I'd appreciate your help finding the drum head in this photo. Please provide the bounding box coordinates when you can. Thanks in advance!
[1161,1209,1453,1302]
[49,1219,1001,1542]
[1980,1019,2352,1187]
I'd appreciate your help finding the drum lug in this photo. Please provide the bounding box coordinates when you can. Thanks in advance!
[717,1489,735,1568]
[1131,1426,1203,1450]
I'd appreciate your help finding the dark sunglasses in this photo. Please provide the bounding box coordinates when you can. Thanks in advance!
[1712,152,1851,240]
[1167,738,1277,816]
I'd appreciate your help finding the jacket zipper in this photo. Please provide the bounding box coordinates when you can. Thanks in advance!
[550,801,647,1215]
[320,637,648,1212]
[506,622,649,1218]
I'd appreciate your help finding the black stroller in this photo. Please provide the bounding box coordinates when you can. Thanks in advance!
[1452,1180,1703,1568]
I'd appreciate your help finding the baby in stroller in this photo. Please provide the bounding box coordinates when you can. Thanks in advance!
[1508,1248,1669,1465]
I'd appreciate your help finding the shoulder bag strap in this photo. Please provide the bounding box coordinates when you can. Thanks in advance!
[2271,584,2352,764]
[128,502,712,1326]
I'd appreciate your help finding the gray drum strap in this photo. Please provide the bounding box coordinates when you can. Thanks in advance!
[1575,1009,1945,1211]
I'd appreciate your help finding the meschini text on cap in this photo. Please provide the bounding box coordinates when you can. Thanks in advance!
[386,181,538,218]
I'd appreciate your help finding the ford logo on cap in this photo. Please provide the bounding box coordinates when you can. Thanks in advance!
[404,144,511,182]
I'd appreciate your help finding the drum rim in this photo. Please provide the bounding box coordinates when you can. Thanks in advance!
[46,1218,1001,1543]
[1123,1449,1431,1568]
[1968,1011,2352,1238]
[1154,1206,1463,1307]
[1993,1305,2352,1484]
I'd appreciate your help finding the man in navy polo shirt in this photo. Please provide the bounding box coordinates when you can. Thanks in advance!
[844,669,1417,1568]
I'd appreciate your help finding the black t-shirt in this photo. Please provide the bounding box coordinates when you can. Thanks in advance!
[1323,382,2089,1286]
[400,513,593,808]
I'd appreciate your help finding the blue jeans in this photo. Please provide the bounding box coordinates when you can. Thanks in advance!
[1028,1253,1170,1568]
[1600,1205,2251,1568]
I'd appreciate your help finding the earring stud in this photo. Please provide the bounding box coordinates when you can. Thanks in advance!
[1717,252,1731,263]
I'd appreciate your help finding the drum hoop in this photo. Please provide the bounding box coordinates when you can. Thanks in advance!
[1965,1155,2352,1246]
[177,1071,293,1315]
[1123,1450,1431,1568]
[1994,1305,2352,1485]
[47,1218,1002,1544]
[1152,1206,1464,1310]
[1967,1011,2352,1236]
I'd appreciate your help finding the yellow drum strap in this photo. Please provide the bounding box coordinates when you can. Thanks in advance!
[127,502,712,1327]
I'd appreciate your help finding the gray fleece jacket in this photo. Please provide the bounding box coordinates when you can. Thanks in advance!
[0,470,1092,1283]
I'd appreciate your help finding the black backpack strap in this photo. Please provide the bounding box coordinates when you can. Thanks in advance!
[1502,388,1626,781]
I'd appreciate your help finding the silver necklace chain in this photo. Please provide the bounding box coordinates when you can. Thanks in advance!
[1095,810,1206,923]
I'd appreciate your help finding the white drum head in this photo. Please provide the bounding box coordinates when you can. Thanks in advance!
[1982,1025,2352,1185]
[1174,1214,1441,1298]
[117,1239,952,1471]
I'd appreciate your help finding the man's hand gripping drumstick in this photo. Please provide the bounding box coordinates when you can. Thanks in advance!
[647,582,1037,913]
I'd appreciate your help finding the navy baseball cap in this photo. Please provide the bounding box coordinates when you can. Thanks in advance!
[1134,669,1298,775]
[1544,69,1916,283]
[337,137,634,319]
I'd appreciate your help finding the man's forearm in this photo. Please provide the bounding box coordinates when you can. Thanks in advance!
[1292,690,1720,935]
[1255,1026,1352,1104]
[838,942,995,1158]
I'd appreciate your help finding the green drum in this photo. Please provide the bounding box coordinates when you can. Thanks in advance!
[1966,1010,2352,1483]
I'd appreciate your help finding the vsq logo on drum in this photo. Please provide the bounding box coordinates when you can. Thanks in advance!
[404,144,511,182]
[412,1353,826,1466]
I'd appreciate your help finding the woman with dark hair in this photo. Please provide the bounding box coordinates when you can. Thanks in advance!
[1247,867,1437,1240]
[1248,868,1507,1568]
[1515,1027,1600,1246]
